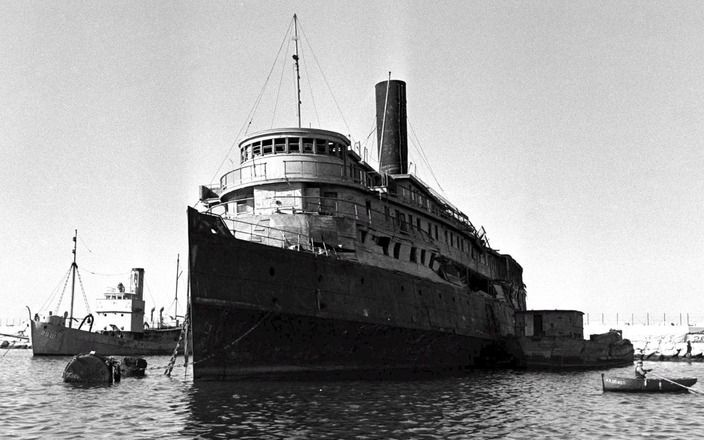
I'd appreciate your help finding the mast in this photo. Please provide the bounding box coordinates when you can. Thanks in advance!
[68,229,78,329]
[174,254,180,325]
[292,14,302,127]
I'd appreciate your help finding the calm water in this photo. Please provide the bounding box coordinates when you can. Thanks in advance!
[1,350,704,439]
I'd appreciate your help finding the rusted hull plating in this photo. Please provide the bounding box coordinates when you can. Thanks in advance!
[188,208,518,381]
[191,303,501,380]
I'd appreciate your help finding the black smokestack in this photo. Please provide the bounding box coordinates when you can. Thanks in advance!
[375,79,408,175]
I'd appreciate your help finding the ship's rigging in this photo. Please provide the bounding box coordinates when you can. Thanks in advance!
[202,14,477,241]
[36,230,92,326]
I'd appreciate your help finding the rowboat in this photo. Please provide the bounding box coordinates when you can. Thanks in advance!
[601,374,697,393]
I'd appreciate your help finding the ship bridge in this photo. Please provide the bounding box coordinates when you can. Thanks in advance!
[217,128,369,198]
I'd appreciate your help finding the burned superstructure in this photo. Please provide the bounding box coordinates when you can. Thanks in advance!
[188,75,526,380]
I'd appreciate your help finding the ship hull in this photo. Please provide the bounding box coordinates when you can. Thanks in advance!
[192,302,498,380]
[30,320,182,356]
[189,208,518,381]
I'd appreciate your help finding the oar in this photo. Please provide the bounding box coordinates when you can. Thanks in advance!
[650,372,704,394]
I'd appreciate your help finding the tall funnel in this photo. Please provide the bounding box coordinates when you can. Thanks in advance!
[375,79,408,175]
[130,268,145,300]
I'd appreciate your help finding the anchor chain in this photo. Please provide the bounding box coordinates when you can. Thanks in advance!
[164,307,190,377]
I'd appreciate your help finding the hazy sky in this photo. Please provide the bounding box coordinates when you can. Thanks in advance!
[2,1,703,323]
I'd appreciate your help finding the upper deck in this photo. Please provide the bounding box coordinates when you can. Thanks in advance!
[217,128,381,197]
[198,80,524,303]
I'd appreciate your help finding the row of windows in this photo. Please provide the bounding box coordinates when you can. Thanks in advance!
[392,209,484,261]
[401,186,432,211]
[400,185,476,236]
[240,137,346,163]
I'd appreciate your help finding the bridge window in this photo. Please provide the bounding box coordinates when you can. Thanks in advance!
[289,137,300,152]
[303,138,314,153]
[262,139,273,155]
[252,142,261,157]
[316,139,328,154]
[275,138,286,153]
[326,141,337,156]
[420,249,426,264]
[393,243,401,259]
[410,247,417,263]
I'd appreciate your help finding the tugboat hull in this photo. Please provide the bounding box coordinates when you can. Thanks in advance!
[30,320,182,356]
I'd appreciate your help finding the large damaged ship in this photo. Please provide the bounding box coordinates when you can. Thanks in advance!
[188,20,526,381]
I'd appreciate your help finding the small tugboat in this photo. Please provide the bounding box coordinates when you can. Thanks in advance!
[601,374,697,393]
[29,231,184,356]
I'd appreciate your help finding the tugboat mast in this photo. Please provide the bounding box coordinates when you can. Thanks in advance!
[292,14,302,128]
[174,254,180,325]
[68,229,78,329]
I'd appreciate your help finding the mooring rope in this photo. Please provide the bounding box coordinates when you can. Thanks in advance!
[162,311,274,377]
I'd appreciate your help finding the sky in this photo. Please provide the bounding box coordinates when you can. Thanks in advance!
[1,1,703,325]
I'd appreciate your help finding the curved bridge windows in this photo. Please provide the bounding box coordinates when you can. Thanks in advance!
[239,136,346,164]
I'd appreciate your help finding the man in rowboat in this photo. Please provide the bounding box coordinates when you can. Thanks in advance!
[634,360,652,379]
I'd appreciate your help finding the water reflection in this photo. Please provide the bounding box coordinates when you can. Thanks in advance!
[2,352,704,439]
[182,366,704,439]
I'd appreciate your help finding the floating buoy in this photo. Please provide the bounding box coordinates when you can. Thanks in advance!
[62,352,120,384]
[120,357,147,377]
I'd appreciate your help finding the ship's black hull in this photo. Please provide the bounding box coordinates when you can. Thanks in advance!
[192,302,505,380]
[188,208,517,381]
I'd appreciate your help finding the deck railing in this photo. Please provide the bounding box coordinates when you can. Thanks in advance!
[585,312,704,327]
[215,194,437,241]
[218,215,337,256]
